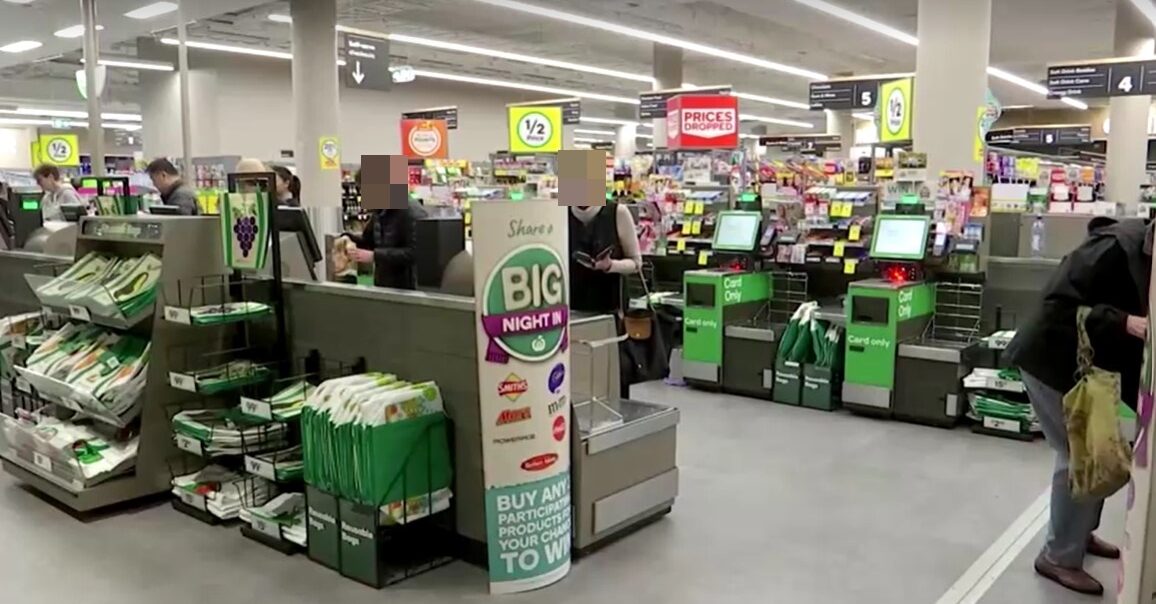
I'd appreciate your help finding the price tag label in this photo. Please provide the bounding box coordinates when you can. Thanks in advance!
[691,220,702,235]
[68,305,91,321]
[177,489,207,512]
[833,241,846,258]
[175,433,203,456]
[244,455,277,481]
[250,516,282,539]
[463,212,471,226]
[843,259,857,275]
[11,335,26,350]
[675,239,687,252]
[697,250,709,266]
[32,451,52,473]
[681,221,692,235]
[693,201,704,215]
[239,397,273,420]
[163,306,191,325]
[169,372,197,392]
[983,416,1021,433]
[848,224,862,241]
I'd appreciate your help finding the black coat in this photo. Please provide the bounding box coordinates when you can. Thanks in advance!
[353,200,428,290]
[1006,218,1151,408]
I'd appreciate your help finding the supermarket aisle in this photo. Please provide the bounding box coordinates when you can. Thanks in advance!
[0,382,1063,604]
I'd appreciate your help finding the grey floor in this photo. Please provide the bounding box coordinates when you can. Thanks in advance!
[0,382,1117,603]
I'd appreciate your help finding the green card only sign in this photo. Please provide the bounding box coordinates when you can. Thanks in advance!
[473,199,571,594]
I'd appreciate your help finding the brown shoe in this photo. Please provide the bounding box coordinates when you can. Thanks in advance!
[1034,554,1104,595]
[1087,534,1120,559]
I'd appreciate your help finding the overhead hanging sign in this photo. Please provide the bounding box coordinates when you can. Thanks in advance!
[809,74,911,111]
[402,106,459,130]
[1047,58,1156,98]
[758,134,842,153]
[986,125,1092,146]
[639,85,730,119]
[472,199,571,594]
[517,98,581,125]
[666,94,739,150]
[343,33,391,91]
[878,77,914,142]
[507,105,563,153]
[37,133,79,167]
[400,119,449,159]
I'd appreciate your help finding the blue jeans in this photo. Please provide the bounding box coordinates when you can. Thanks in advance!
[1022,370,1105,568]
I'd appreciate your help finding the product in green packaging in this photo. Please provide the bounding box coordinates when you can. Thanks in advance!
[181,360,272,394]
[221,192,271,271]
[188,302,272,325]
[172,408,289,456]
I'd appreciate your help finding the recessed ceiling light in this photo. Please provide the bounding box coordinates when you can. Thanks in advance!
[124,2,178,20]
[573,128,616,137]
[54,24,105,39]
[2,1,36,5]
[83,56,174,71]
[160,38,346,65]
[0,40,42,53]
[472,0,827,80]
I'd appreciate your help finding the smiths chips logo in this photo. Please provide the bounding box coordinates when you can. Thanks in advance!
[681,109,736,139]
[481,244,568,364]
[496,406,531,425]
[498,373,529,401]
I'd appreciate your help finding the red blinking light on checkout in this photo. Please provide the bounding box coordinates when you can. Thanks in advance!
[884,265,909,284]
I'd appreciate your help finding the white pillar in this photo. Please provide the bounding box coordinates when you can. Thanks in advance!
[137,38,221,160]
[826,109,856,155]
[614,124,637,160]
[913,0,991,177]
[1106,0,1154,209]
[80,0,104,175]
[291,0,342,238]
[652,44,682,148]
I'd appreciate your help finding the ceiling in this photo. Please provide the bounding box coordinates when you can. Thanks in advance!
[0,0,1129,129]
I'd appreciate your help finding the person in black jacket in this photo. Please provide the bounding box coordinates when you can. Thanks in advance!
[1006,217,1152,595]
[347,165,427,289]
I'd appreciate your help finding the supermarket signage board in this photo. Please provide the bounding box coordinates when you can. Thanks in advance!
[343,33,391,91]
[471,199,571,594]
[879,77,914,143]
[36,133,79,166]
[400,119,449,159]
[759,134,842,153]
[517,97,581,125]
[507,105,563,153]
[638,85,730,119]
[402,106,459,130]
[809,74,911,111]
[1047,57,1156,98]
[667,94,739,150]
[986,125,1092,146]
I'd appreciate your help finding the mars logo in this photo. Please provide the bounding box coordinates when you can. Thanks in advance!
[681,109,736,138]
[481,244,568,364]
[496,406,531,425]
[498,373,528,401]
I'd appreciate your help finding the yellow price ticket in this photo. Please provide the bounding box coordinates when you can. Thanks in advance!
[691,220,703,235]
[681,221,692,235]
[834,240,846,257]
[848,224,861,241]
[843,259,857,274]
[697,250,709,266]
[676,239,687,252]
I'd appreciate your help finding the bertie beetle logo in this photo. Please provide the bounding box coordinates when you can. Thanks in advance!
[481,244,568,364]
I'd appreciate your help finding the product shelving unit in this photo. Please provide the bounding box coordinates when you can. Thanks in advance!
[0,215,226,512]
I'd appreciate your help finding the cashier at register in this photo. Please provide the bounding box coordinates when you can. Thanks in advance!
[33,164,82,222]
[346,158,428,290]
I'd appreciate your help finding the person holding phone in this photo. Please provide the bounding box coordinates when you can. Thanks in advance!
[568,202,642,314]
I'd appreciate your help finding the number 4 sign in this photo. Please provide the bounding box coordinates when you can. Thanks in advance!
[507,106,562,153]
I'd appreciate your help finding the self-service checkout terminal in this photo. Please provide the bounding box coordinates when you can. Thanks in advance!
[841,214,935,415]
[682,211,772,388]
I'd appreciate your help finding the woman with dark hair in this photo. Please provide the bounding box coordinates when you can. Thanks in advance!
[271,166,300,207]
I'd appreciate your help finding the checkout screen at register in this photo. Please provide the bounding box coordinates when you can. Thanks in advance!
[712,212,761,252]
[871,216,930,261]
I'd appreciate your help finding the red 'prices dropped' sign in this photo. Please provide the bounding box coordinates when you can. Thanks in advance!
[666,94,739,150]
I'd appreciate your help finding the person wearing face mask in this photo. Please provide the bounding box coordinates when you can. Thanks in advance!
[271,166,301,207]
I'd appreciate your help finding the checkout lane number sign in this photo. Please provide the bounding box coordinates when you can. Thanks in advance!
[508,106,562,153]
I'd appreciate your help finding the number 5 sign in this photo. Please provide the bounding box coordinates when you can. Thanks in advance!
[507,106,562,153]
[36,134,80,166]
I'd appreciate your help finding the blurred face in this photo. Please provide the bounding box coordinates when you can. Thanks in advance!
[275,173,289,196]
[149,171,174,194]
[35,174,53,191]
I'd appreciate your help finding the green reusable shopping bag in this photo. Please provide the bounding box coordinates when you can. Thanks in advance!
[1063,306,1133,500]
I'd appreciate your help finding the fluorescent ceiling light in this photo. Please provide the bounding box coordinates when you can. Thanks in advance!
[82,56,174,71]
[985,66,1048,96]
[852,112,874,120]
[124,2,178,20]
[412,69,639,104]
[267,13,293,24]
[472,0,827,80]
[579,116,652,128]
[790,0,918,46]
[0,108,142,122]
[740,113,815,129]
[730,91,811,111]
[54,24,104,39]
[0,40,42,53]
[574,136,611,143]
[160,37,346,65]
[635,132,654,139]
[1128,0,1156,30]
[573,128,616,136]
[1060,97,1090,110]
[0,116,140,131]
[739,133,762,140]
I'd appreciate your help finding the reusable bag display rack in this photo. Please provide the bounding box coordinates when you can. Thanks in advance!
[0,216,226,512]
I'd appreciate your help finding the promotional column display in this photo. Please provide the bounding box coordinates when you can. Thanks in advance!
[472,199,571,594]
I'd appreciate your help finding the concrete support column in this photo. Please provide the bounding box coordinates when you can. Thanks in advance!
[80,0,104,175]
[291,0,342,239]
[137,38,221,160]
[1106,0,1154,209]
[614,123,637,161]
[825,109,856,155]
[652,44,683,148]
[913,0,991,177]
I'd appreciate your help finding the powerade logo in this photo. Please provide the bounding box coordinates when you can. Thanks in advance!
[682,109,736,138]
[482,244,568,364]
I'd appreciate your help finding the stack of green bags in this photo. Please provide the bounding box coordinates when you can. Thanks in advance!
[245,380,314,421]
[968,393,1038,432]
[172,408,289,456]
[777,301,839,366]
[37,252,162,319]
[301,374,453,519]
[180,360,272,394]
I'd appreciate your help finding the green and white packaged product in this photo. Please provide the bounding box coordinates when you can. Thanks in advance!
[171,465,274,520]
[172,408,289,456]
[245,380,314,420]
[188,302,272,325]
[1,414,138,486]
[240,492,306,545]
[182,360,272,394]
[36,252,114,300]
[221,192,271,271]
